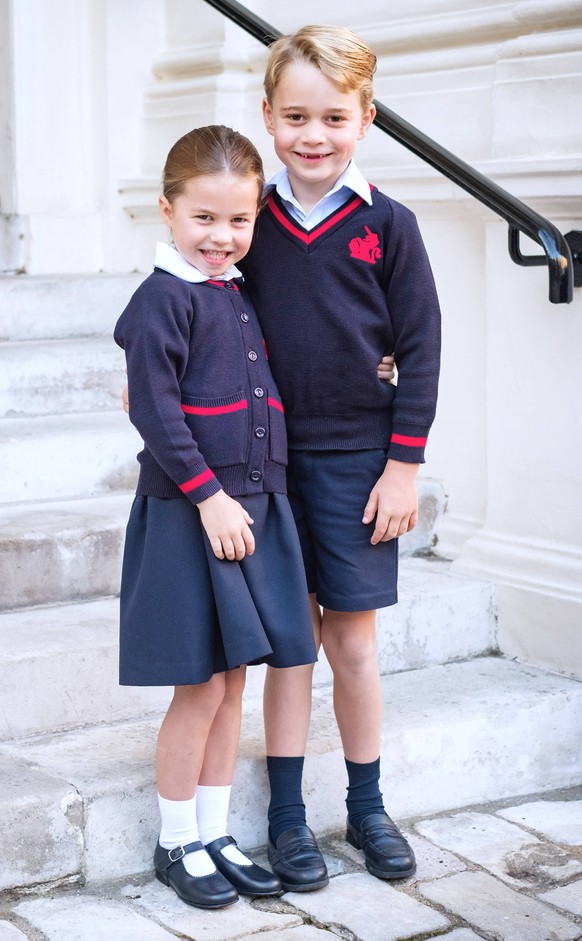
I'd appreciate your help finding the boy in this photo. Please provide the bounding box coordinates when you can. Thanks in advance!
[239,25,441,889]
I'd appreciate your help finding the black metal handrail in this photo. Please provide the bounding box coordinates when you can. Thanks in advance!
[203,0,577,304]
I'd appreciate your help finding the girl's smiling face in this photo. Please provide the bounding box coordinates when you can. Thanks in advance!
[159,173,260,277]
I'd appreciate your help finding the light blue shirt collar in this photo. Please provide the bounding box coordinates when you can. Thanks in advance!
[263,162,372,231]
[154,242,242,283]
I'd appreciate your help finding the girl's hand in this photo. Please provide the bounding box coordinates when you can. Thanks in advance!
[362,459,419,544]
[198,490,255,560]
[377,355,397,383]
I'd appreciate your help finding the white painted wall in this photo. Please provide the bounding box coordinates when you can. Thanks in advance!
[2,0,581,675]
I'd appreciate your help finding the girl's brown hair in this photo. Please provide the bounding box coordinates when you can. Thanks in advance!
[162,125,265,205]
[264,25,376,112]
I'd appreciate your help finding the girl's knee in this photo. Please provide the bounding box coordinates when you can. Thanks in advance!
[223,666,246,700]
[172,674,227,710]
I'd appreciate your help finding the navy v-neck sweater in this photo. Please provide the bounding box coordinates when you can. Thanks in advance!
[240,186,441,464]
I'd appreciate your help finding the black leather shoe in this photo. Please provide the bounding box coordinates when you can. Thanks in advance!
[346,813,416,880]
[205,835,283,897]
[267,825,329,892]
[154,841,239,909]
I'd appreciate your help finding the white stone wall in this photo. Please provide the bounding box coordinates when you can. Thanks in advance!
[2,0,581,675]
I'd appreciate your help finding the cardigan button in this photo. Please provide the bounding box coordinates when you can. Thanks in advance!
[254,426,266,438]
[240,312,249,323]
[224,281,235,290]
[247,350,258,362]
[249,470,262,482]
[253,387,264,398]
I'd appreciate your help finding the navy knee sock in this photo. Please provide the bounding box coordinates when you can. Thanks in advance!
[345,757,385,829]
[266,756,306,843]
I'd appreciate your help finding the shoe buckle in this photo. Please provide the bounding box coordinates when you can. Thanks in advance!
[168,845,185,863]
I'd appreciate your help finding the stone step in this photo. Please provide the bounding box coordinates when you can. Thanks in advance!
[1,657,580,890]
[0,481,445,611]
[0,411,139,503]
[0,337,127,417]
[0,273,143,341]
[0,559,496,740]
[0,493,132,610]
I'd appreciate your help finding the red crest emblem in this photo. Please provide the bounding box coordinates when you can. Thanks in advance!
[349,226,381,264]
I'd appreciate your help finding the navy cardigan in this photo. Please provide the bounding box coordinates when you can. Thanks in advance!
[114,270,287,505]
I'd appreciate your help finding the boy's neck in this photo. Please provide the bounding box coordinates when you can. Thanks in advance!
[285,167,347,215]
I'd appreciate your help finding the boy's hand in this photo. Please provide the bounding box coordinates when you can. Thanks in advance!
[362,459,419,544]
[198,490,255,560]
[377,355,396,383]
[122,384,129,413]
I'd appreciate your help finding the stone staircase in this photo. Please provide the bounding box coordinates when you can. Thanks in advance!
[1,273,581,895]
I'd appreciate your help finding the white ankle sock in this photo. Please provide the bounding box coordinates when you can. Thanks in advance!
[196,785,252,867]
[157,794,216,877]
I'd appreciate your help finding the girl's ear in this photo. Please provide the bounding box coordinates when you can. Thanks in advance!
[159,194,173,227]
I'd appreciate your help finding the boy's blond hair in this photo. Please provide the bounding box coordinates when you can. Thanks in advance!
[264,25,376,112]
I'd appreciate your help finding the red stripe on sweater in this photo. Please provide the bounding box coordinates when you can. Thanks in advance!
[181,400,248,416]
[266,193,365,245]
[179,468,215,494]
[391,433,427,447]
[268,397,284,413]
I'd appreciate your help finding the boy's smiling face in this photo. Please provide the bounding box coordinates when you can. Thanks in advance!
[263,61,375,211]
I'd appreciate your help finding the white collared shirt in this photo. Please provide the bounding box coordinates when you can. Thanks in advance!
[154,242,243,283]
[263,162,372,231]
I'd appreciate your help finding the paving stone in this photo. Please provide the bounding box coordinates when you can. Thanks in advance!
[419,871,580,941]
[415,811,582,887]
[13,896,175,941]
[284,872,449,941]
[498,801,582,845]
[539,879,582,917]
[439,932,485,941]
[123,880,302,939]
[0,923,29,941]
[238,927,334,941]
[404,831,467,882]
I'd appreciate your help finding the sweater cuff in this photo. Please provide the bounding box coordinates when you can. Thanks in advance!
[387,429,428,464]
[180,468,223,505]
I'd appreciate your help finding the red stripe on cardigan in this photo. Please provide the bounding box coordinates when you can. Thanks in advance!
[179,468,215,493]
[391,433,427,447]
[268,397,284,413]
[181,400,248,416]
[206,279,239,290]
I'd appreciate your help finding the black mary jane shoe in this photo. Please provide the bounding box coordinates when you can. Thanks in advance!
[267,825,329,892]
[154,840,239,909]
[346,812,416,880]
[205,835,283,897]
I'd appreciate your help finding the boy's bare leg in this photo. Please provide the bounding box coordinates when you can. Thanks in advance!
[263,594,320,756]
[263,596,328,891]
[321,606,416,880]
[319,608,381,762]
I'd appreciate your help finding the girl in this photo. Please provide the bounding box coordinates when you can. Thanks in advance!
[114,125,317,910]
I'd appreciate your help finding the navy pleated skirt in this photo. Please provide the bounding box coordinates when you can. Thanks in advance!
[119,492,317,686]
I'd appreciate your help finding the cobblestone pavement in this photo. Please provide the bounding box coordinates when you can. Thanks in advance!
[1,787,581,941]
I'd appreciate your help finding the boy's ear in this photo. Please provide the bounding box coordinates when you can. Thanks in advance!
[159,194,173,226]
[358,103,376,140]
[262,97,275,136]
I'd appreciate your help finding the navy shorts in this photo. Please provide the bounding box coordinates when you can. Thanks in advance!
[286,450,398,613]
